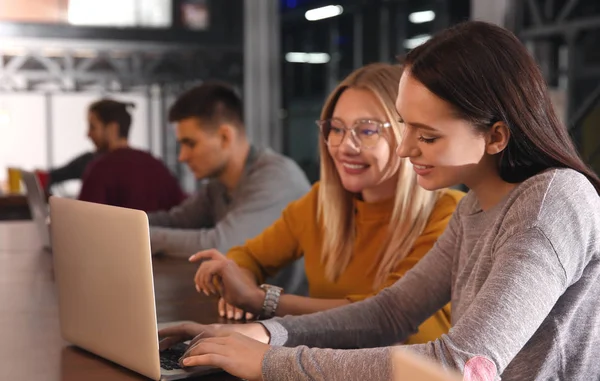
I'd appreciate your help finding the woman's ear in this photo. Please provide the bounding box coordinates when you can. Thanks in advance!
[485,121,510,155]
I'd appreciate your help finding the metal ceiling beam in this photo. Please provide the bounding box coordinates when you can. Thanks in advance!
[0,36,241,56]
[4,55,28,73]
[0,46,243,92]
[76,56,100,73]
[526,0,545,26]
[556,0,580,23]
[520,15,600,38]
[570,82,600,131]
[578,82,600,163]
[32,54,62,77]
[544,0,556,20]
[513,0,600,159]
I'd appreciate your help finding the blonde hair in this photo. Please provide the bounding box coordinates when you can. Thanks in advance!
[318,62,443,287]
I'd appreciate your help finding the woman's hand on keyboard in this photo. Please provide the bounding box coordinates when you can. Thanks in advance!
[180,330,269,381]
[158,322,219,351]
[158,322,271,352]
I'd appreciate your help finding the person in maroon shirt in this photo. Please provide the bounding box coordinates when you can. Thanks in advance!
[78,99,185,212]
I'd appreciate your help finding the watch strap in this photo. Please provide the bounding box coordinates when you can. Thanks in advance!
[259,284,283,319]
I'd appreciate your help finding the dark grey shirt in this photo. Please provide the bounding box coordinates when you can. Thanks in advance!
[260,168,600,380]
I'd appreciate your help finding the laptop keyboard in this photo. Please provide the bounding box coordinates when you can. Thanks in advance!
[160,343,189,370]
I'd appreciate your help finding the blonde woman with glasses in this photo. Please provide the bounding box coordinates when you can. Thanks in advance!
[187,63,463,345]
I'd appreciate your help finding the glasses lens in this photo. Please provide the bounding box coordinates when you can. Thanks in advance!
[321,119,345,146]
[355,122,380,147]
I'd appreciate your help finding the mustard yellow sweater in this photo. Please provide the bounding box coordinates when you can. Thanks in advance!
[228,183,464,344]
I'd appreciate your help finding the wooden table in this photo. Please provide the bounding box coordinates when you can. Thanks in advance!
[0,194,28,206]
[0,222,239,380]
[0,194,30,220]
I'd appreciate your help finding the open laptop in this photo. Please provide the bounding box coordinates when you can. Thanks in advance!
[21,170,52,250]
[49,196,219,380]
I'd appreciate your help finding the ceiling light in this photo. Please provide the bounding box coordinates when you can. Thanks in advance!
[305,5,343,21]
[409,10,435,24]
[285,52,331,64]
[307,53,330,64]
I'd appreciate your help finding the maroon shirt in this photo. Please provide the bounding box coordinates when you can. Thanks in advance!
[79,148,185,213]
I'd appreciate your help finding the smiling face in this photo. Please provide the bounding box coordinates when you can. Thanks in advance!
[395,71,496,191]
[326,87,399,201]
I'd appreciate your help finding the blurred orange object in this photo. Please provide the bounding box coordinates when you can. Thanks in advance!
[7,167,22,194]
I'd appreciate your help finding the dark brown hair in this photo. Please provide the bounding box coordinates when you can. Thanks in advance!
[168,81,244,131]
[89,99,135,138]
[404,21,600,193]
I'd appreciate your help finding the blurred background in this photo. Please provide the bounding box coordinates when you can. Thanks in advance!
[0,0,598,194]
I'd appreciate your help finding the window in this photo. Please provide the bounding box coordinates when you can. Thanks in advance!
[68,0,172,28]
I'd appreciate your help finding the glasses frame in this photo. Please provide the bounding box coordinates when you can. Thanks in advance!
[316,118,392,149]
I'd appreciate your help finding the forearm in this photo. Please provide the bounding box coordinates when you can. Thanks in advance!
[225,279,343,318]
[258,247,453,351]
[275,295,350,316]
[49,152,95,186]
[49,165,77,185]
[240,292,350,317]
[147,210,176,227]
[228,251,270,285]
[148,191,211,229]
[240,267,258,284]
[147,204,203,228]
[150,227,215,257]
[259,284,411,350]
[262,346,393,381]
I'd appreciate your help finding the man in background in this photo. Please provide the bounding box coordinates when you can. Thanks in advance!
[45,111,108,192]
[78,99,185,213]
[148,82,310,295]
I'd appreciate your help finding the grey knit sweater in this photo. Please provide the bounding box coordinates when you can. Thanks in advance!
[260,168,600,381]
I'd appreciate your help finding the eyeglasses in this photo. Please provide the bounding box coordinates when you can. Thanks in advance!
[316,118,391,149]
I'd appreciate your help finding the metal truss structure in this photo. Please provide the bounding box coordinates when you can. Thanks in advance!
[0,38,243,92]
[512,0,600,158]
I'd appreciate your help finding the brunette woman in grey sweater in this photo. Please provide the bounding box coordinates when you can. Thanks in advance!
[158,21,600,381]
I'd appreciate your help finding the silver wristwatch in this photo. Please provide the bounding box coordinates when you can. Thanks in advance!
[259,284,283,319]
